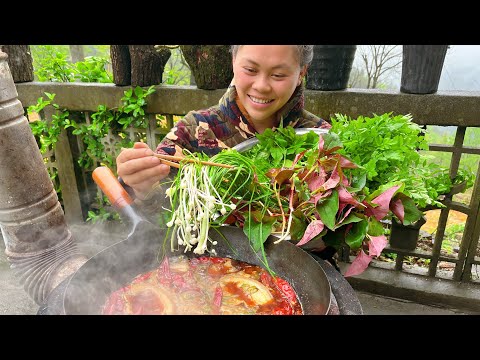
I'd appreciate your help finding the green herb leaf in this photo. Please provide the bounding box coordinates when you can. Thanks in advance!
[243,215,275,252]
[345,220,368,249]
[316,189,339,230]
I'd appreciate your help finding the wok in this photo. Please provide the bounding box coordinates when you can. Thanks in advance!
[62,167,331,315]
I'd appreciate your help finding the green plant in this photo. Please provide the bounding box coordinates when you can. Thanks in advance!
[74,56,113,83]
[28,93,73,150]
[441,222,465,255]
[162,47,191,85]
[32,45,112,83]
[70,85,155,169]
[33,45,76,82]
[87,196,120,223]
[28,47,155,224]
[330,113,475,209]
[28,86,155,222]
[382,252,397,261]
[165,127,423,276]
[28,93,72,198]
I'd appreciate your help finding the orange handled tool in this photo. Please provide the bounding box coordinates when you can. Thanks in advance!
[92,166,133,210]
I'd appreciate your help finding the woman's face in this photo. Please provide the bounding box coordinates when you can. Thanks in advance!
[232,45,306,127]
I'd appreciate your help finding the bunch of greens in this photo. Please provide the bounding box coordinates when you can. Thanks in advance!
[164,126,423,276]
[164,149,275,259]
[330,113,475,209]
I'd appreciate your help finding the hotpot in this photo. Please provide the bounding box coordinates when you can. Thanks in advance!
[58,167,332,315]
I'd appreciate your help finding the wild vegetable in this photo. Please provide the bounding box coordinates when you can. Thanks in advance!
[330,112,475,209]
[164,127,423,276]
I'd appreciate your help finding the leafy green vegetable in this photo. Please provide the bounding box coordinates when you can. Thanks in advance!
[330,112,475,209]
[165,125,424,277]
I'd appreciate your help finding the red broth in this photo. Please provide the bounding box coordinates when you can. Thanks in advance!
[102,256,303,315]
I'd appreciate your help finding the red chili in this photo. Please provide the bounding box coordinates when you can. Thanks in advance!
[274,277,298,304]
[260,270,274,288]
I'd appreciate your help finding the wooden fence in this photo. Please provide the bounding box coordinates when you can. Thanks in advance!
[15,82,480,283]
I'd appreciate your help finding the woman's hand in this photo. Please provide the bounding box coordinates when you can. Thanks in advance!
[116,142,170,200]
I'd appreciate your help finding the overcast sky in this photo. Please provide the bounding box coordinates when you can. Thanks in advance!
[438,45,480,91]
[355,45,480,91]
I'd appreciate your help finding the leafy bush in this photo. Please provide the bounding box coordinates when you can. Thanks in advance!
[32,45,112,83]
[75,56,112,83]
[330,113,475,209]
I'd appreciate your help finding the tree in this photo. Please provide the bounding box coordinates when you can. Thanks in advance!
[348,66,366,88]
[69,45,85,63]
[355,45,402,89]
[0,45,34,83]
[110,45,131,86]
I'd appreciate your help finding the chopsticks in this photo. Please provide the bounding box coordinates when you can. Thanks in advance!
[154,153,234,169]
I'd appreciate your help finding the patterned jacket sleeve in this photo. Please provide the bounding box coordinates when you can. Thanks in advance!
[155,111,199,156]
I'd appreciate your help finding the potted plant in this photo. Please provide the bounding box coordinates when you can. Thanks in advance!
[389,215,427,250]
[400,45,449,94]
[179,45,233,90]
[306,45,357,90]
[111,45,172,87]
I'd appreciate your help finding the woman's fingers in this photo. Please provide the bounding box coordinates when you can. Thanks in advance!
[133,142,149,149]
[117,145,155,165]
[124,163,170,188]
[118,151,162,175]
[116,142,171,196]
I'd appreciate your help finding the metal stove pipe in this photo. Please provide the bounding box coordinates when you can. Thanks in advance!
[0,51,87,305]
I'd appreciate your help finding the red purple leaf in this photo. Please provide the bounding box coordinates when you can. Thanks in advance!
[309,189,332,206]
[344,250,373,277]
[338,186,366,209]
[369,185,401,220]
[337,205,354,225]
[318,134,325,152]
[320,166,340,191]
[273,168,294,185]
[338,201,348,216]
[307,171,326,192]
[293,150,306,166]
[390,198,405,223]
[297,220,324,246]
[339,156,358,169]
[368,235,388,257]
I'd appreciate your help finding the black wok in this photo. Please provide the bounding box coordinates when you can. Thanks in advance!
[62,167,331,315]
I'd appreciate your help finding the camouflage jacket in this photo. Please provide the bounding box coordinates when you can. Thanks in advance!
[155,84,331,156]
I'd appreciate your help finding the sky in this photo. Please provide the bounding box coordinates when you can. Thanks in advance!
[438,45,480,91]
[354,45,480,91]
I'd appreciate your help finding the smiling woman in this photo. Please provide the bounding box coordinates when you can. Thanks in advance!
[231,45,309,132]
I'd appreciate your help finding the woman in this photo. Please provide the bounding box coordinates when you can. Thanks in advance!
[117,45,331,201]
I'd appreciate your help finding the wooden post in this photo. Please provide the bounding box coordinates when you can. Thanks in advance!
[43,108,84,224]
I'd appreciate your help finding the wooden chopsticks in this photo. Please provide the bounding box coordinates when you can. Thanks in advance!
[155,153,234,169]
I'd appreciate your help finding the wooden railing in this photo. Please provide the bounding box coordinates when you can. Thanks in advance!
[15,82,480,283]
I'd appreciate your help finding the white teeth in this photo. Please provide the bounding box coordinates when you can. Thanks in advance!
[250,96,272,104]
